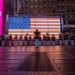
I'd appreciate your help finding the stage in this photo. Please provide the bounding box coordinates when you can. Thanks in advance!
[0,46,75,75]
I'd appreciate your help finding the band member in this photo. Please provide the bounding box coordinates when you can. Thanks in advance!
[59,33,63,45]
[46,34,50,46]
[51,34,55,45]
[63,33,69,45]
[69,32,74,45]
[19,35,23,46]
[34,29,40,48]
[39,36,41,46]
[32,36,35,45]
[29,35,32,46]
[1,34,5,46]
[14,34,18,46]
[24,34,28,46]
[43,34,46,45]
[8,34,12,46]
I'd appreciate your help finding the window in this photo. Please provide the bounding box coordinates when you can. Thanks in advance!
[43,5,46,8]
[58,10,61,13]
[43,0,46,2]
[62,10,65,13]
[48,5,51,7]
[64,20,66,24]
[68,20,75,24]
[71,0,74,2]
[67,4,70,7]
[39,5,42,8]
[62,4,64,7]
[35,0,37,2]
[25,12,28,14]
[71,4,74,7]
[53,5,55,7]
[35,5,37,8]
[31,5,33,8]
[72,9,74,12]
[62,0,64,2]
[48,0,51,2]
[58,0,60,2]
[67,9,70,12]
[67,0,69,2]
[58,4,61,7]
[52,0,55,2]
[62,15,65,18]
[53,10,55,13]
[22,0,25,3]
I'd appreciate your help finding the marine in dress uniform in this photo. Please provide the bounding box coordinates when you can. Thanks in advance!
[63,33,69,45]
[51,34,55,45]
[69,33,74,45]
[29,35,32,46]
[14,34,18,46]
[59,33,63,45]
[46,35,50,46]
[43,34,46,45]
[1,35,5,46]
[39,36,41,46]
[24,34,28,46]
[19,35,23,46]
[8,34,12,46]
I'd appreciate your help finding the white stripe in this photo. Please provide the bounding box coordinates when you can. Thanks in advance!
[31,23,60,24]
[31,26,60,28]
[31,20,60,21]
[8,33,59,34]
[31,21,60,22]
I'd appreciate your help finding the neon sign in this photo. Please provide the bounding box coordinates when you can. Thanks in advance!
[0,0,3,36]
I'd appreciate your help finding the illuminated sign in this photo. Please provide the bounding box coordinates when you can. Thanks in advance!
[0,0,3,36]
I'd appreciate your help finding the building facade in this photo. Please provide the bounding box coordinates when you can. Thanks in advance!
[3,0,14,34]
[14,0,75,29]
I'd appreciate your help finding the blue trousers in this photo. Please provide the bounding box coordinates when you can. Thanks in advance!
[35,39,39,47]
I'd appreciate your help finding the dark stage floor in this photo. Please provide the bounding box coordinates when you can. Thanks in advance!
[0,46,75,75]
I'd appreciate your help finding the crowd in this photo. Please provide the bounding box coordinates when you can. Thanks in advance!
[0,29,75,47]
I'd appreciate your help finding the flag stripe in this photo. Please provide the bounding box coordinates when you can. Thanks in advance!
[9,29,60,31]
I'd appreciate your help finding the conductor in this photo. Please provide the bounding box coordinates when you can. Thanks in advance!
[34,29,40,48]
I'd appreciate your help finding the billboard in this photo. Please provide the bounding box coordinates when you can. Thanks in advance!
[8,16,61,39]
[0,0,3,36]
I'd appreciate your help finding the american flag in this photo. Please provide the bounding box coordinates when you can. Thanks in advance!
[8,16,61,39]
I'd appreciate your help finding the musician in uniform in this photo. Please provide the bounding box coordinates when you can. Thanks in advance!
[51,34,55,45]
[43,34,46,45]
[1,34,5,46]
[29,35,32,46]
[24,34,28,46]
[8,34,12,46]
[14,34,18,46]
[59,33,63,45]
[39,35,41,46]
[69,32,74,45]
[46,34,50,46]
[63,33,69,45]
[19,35,23,46]
[34,29,40,48]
